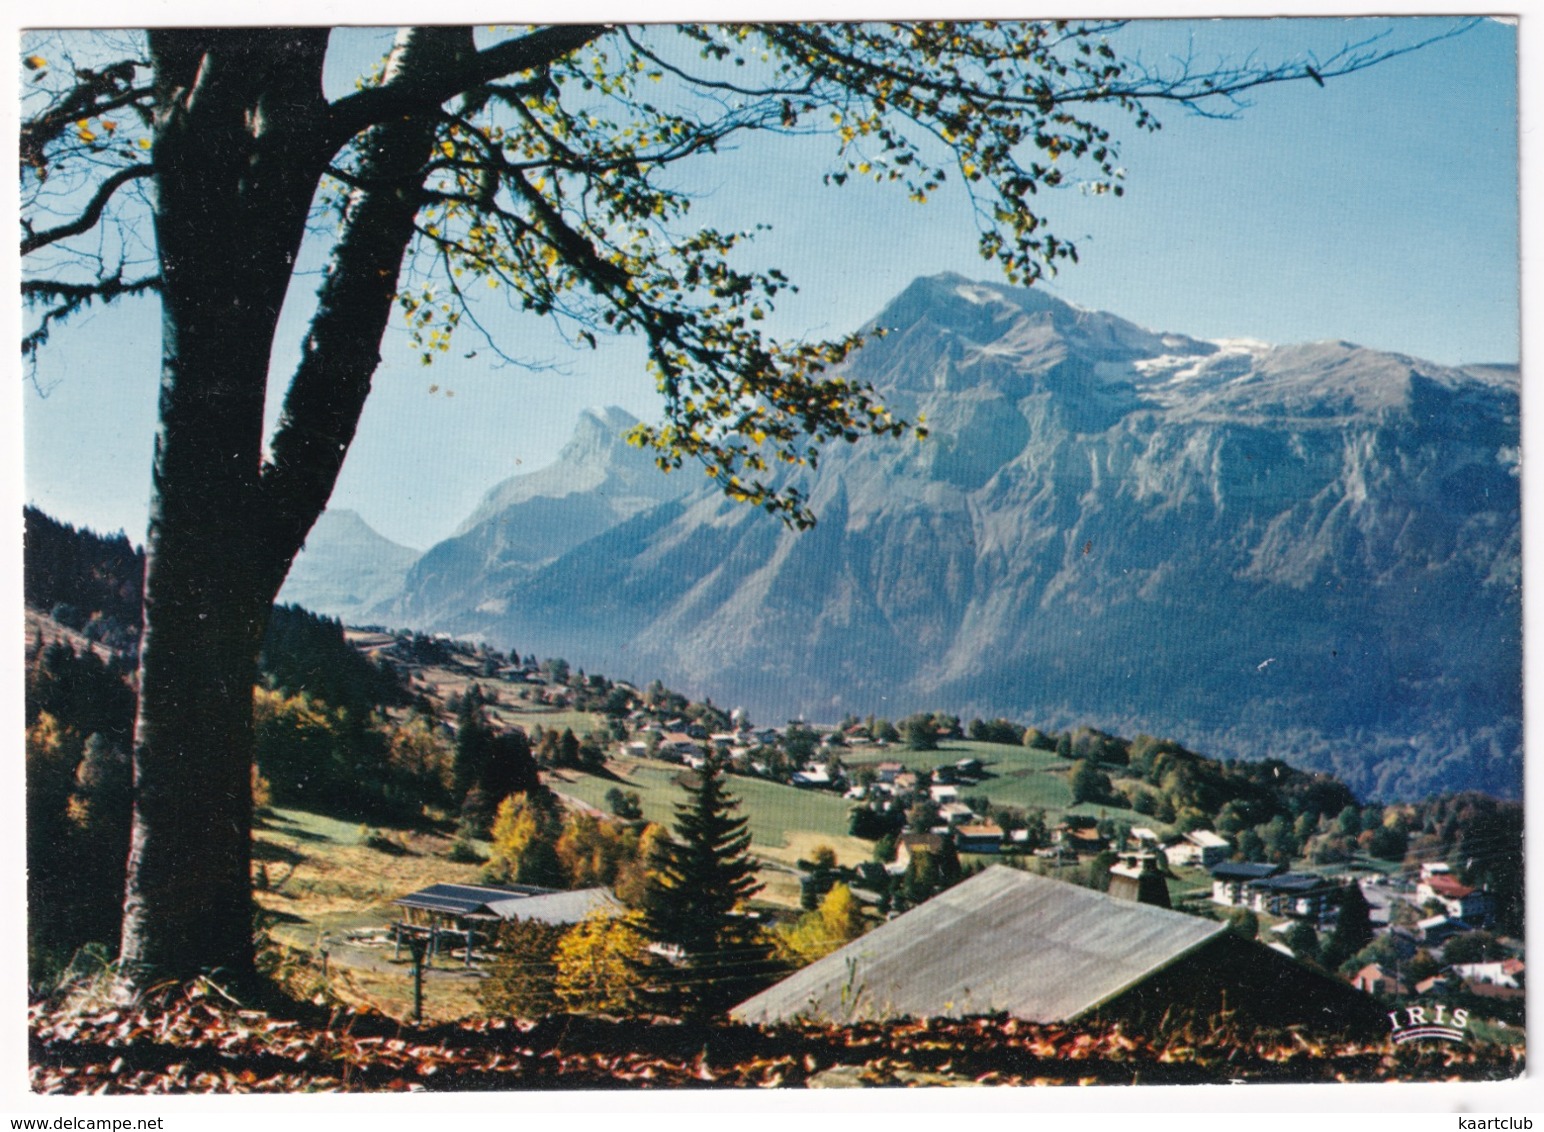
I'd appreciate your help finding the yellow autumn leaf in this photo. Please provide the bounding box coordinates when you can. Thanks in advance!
[23,54,46,70]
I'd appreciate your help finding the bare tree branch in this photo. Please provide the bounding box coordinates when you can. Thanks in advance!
[21,163,153,255]
[21,271,161,362]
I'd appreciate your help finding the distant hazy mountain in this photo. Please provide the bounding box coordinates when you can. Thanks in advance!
[369,275,1522,799]
[276,509,418,624]
[369,405,688,629]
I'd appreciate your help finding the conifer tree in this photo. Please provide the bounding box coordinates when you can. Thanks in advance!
[636,756,772,1017]
[1322,882,1375,970]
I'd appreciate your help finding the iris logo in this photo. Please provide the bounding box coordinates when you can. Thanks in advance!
[1387,1003,1469,1044]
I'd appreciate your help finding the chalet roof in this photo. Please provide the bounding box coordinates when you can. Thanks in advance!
[1210,862,1285,882]
[732,866,1225,1025]
[956,822,1004,839]
[1424,874,1476,898]
[501,887,622,925]
[1249,872,1336,894]
[395,882,557,919]
[1185,830,1230,849]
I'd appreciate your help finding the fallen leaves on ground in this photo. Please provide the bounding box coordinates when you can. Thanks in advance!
[28,984,1523,1093]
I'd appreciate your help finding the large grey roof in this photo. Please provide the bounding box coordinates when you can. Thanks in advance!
[733,866,1226,1025]
[501,887,622,925]
[394,882,619,925]
[394,882,557,918]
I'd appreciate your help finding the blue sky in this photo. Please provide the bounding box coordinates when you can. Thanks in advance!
[20,15,1521,551]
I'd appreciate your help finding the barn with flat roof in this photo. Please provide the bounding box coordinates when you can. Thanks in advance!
[733,866,1383,1036]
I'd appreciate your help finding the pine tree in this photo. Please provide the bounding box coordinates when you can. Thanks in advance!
[636,756,772,1018]
[1322,882,1374,969]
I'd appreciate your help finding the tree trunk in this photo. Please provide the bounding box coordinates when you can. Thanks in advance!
[117,29,332,986]
[117,27,479,990]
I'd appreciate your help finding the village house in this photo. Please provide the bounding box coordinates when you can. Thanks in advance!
[1053,820,1108,856]
[1417,914,1472,946]
[938,801,976,826]
[955,821,1005,854]
[929,783,960,804]
[874,759,904,784]
[1245,872,1342,924]
[1209,861,1285,908]
[954,757,984,781]
[1416,872,1491,924]
[1452,959,1525,989]
[1352,962,1410,997]
[1415,974,1453,996]
[791,764,834,788]
[657,731,703,760]
[889,832,946,876]
[1184,829,1232,868]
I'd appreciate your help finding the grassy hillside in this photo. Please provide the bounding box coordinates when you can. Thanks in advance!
[549,757,870,869]
[252,808,493,1021]
[846,738,1160,829]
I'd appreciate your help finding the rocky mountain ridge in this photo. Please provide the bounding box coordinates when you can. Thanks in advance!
[282,275,1521,800]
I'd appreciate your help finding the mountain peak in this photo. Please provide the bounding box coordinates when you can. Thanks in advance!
[872,273,1072,341]
[578,404,642,434]
[454,406,658,536]
[307,508,418,554]
[846,273,1215,401]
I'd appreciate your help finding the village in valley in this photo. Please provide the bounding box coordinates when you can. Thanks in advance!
[22,501,1526,1087]
[304,620,1522,1041]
